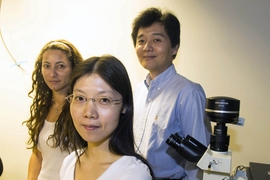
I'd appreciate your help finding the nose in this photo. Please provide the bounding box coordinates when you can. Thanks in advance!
[83,99,97,119]
[49,67,58,77]
[143,41,153,52]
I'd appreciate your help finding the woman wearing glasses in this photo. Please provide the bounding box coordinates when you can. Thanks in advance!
[23,40,83,180]
[60,55,153,180]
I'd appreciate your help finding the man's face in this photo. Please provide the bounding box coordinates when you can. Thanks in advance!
[135,22,179,79]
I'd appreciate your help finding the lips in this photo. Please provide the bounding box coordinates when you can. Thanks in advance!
[83,124,100,130]
[50,80,60,83]
[143,55,156,60]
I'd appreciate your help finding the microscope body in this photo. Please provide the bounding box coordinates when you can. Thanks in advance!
[199,96,239,179]
[197,148,232,180]
[166,96,241,180]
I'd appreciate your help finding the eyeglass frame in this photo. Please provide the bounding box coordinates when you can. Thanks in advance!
[65,94,122,108]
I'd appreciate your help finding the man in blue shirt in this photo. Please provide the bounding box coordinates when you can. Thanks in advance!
[131,7,212,180]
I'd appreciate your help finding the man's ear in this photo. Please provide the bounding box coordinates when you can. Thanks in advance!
[172,44,180,56]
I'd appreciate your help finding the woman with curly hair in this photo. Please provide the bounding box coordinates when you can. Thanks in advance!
[23,39,83,180]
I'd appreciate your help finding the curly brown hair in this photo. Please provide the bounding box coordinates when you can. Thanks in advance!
[22,39,83,152]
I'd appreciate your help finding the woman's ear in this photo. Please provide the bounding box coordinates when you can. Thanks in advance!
[121,106,127,114]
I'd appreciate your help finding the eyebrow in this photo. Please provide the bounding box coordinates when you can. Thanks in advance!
[73,89,116,96]
[137,32,165,39]
[42,60,67,64]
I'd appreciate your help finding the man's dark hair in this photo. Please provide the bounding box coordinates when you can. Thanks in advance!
[131,7,180,50]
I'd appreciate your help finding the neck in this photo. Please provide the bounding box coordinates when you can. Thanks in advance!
[83,146,121,164]
[86,140,112,156]
[52,95,66,114]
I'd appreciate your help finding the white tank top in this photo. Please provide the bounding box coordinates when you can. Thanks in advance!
[37,120,69,180]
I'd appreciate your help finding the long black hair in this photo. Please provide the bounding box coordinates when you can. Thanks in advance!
[69,54,154,177]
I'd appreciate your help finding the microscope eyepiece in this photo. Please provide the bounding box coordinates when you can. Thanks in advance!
[166,133,207,163]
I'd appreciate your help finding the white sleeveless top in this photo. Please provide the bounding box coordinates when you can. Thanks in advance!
[37,120,69,180]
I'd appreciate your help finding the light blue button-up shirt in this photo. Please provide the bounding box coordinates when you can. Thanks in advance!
[133,65,211,179]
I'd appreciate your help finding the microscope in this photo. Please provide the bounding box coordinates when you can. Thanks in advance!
[167,96,241,180]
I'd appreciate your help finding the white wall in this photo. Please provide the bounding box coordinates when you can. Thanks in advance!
[0,0,269,179]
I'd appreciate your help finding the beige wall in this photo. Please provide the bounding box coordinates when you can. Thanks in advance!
[0,0,269,179]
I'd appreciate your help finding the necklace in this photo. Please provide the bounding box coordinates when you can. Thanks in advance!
[52,101,61,114]
[52,104,59,114]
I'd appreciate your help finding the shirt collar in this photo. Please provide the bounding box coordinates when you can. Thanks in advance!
[144,65,177,89]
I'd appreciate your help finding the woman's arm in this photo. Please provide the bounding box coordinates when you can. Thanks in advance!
[27,148,42,180]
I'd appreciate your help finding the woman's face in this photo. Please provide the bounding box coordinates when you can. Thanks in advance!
[41,49,72,93]
[70,74,124,145]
